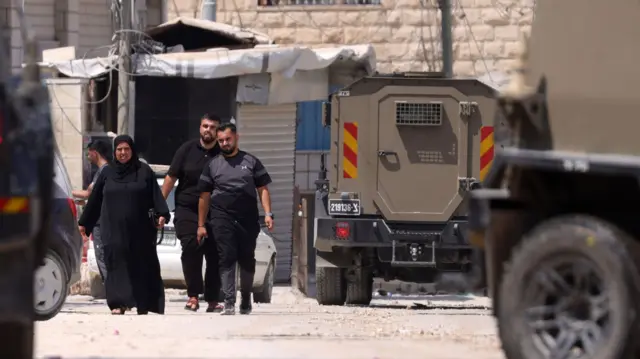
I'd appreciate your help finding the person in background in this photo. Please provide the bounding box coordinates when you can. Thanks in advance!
[197,123,274,316]
[78,135,170,315]
[161,114,223,312]
[72,139,111,282]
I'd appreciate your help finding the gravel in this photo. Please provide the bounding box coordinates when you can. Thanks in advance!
[36,287,504,359]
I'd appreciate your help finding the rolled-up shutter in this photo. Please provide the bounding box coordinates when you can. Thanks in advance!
[236,104,297,283]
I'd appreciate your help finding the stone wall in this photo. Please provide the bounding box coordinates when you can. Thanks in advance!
[3,0,164,70]
[172,0,535,76]
[77,0,114,58]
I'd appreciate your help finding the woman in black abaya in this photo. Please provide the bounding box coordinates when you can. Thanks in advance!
[78,135,169,315]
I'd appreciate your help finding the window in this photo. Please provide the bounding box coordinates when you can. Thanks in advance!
[260,0,380,6]
[395,101,443,126]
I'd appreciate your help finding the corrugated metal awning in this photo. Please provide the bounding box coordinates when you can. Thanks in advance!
[43,44,376,80]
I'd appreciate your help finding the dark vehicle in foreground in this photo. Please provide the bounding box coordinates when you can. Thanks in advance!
[33,150,82,321]
[0,14,57,357]
[313,72,497,306]
[462,1,640,358]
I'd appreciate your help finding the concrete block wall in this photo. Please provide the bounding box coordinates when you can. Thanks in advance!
[3,0,163,189]
[170,0,534,76]
[78,0,114,58]
[48,78,88,191]
[166,0,202,19]
[5,0,164,70]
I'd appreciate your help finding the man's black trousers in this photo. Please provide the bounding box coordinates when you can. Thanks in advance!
[210,218,260,305]
[178,224,221,302]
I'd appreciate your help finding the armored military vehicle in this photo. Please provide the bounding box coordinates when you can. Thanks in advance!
[464,0,640,358]
[313,72,497,305]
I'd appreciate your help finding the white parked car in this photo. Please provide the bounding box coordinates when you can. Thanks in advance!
[87,168,277,303]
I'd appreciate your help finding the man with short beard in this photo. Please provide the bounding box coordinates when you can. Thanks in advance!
[197,123,274,315]
[162,113,222,312]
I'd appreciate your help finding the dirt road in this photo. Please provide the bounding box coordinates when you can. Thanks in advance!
[36,288,504,359]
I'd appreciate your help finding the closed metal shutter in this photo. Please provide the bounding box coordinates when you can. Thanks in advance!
[236,104,297,283]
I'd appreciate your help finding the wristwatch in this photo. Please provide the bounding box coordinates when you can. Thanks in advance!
[265,212,274,219]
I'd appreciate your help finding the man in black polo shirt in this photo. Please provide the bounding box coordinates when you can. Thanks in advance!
[161,113,222,312]
[197,123,274,315]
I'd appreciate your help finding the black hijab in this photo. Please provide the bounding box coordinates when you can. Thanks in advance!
[112,135,141,179]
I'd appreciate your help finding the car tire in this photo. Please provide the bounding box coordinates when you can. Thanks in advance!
[316,267,346,305]
[253,258,275,303]
[34,250,69,321]
[345,268,373,306]
[498,215,640,359]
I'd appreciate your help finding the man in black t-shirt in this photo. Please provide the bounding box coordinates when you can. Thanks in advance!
[197,123,274,315]
[161,114,222,312]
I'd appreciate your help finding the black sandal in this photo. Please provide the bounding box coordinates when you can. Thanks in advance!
[206,302,223,313]
[184,297,199,312]
[111,307,126,315]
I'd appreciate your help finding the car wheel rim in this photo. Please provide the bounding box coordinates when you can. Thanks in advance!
[34,255,65,314]
[524,255,610,359]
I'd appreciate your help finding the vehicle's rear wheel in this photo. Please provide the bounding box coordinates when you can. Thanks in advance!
[316,267,346,305]
[34,250,69,321]
[254,258,275,303]
[498,215,640,359]
[345,268,373,305]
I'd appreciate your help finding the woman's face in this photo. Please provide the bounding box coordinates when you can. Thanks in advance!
[115,142,132,163]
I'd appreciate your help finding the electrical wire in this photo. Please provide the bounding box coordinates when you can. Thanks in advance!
[457,0,492,81]
[71,26,169,109]
[416,0,441,72]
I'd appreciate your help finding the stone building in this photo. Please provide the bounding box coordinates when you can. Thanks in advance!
[1,0,166,71]
[168,0,534,76]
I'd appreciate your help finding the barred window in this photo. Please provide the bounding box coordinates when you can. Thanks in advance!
[395,102,443,126]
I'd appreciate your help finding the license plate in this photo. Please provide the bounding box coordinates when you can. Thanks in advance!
[158,231,177,246]
[328,199,361,216]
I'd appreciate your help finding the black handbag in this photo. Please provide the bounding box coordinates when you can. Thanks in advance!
[149,209,165,245]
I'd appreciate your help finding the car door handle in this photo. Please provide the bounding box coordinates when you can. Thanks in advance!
[378,150,397,157]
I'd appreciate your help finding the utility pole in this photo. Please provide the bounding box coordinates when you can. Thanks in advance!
[117,0,133,135]
[202,0,217,21]
[439,0,453,77]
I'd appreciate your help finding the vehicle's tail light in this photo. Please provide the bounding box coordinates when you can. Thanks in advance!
[335,222,350,239]
[67,198,77,219]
